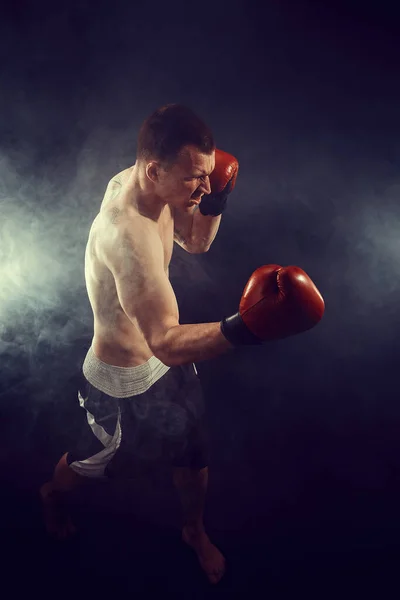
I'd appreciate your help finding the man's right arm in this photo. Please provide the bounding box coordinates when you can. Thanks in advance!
[159,321,233,366]
[103,223,233,367]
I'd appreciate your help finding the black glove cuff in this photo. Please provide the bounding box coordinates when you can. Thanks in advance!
[199,177,234,216]
[199,193,227,217]
[220,313,263,346]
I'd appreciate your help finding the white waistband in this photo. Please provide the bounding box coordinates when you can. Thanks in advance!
[82,346,170,398]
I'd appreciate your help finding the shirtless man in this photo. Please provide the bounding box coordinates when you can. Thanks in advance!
[40,104,325,585]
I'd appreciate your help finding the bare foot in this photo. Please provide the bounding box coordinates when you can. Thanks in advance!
[40,482,77,541]
[182,526,226,585]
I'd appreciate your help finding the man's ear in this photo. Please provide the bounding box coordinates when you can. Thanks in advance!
[146,161,159,183]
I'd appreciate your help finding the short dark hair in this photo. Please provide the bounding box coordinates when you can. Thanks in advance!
[136,104,215,168]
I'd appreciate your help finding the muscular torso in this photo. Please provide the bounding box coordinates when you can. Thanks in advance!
[85,168,176,366]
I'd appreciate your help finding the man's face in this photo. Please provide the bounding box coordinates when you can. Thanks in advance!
[156,145,215,210]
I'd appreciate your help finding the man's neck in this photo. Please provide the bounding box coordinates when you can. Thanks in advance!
[126,164,167,222]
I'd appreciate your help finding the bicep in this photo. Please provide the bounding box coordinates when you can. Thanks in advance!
[173,205,196,252]
[173,230,189,250]
[104,226,179,354]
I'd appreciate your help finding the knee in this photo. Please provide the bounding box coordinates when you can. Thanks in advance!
[173,465,208,485]
[53,453,85,492]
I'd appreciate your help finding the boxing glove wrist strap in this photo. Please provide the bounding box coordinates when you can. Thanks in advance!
[199,194,227,216]
[199,178,234,216]
[220,313,263,346]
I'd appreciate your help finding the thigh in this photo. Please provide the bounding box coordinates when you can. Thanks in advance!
[108,363,207,477]
[67,372,122,478]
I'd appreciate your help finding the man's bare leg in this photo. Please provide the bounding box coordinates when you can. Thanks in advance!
[40,453,85,540]
[173,466,226,585]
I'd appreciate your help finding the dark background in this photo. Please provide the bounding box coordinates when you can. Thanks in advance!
[1,0,400,596]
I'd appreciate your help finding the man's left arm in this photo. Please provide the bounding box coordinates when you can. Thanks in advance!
[174,206,222,254]
[174,148,239,254]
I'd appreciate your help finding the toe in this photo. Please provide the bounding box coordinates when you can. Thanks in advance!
[209,567,224,585]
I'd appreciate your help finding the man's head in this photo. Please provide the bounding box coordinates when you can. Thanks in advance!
[136,104,216,210]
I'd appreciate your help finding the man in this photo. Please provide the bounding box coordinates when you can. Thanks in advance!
[40,104,325,585]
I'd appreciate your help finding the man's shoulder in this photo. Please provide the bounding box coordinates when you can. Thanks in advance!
[111,166,134,186]
[100,216,161,276]
[100,167,134,211]
[100,205,158,255]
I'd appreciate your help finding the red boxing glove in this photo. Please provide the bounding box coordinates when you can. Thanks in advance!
[221,265,325,345]
[199,148,239,216]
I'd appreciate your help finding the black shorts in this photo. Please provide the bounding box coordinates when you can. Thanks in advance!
[67,362,210,479]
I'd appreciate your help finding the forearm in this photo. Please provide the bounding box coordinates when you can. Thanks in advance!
[189,207,222,253]
[156,322,233,367]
